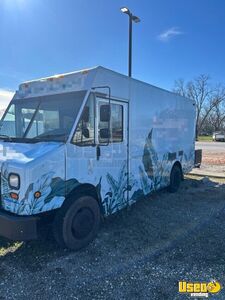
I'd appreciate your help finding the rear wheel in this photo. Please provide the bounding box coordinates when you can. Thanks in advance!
[53,195,100,250]
[168,164,182,193]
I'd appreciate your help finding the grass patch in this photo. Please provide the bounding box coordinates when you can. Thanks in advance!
[198,135,212,142]
[0,241,23,256]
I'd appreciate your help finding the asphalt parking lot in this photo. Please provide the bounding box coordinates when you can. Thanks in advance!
[196,141,225,152]
[0,175,225,299]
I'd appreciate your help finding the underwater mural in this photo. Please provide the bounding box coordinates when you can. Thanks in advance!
[1,163,80,215]
[145,129,193,186]
[1,128,194,216]
[102,161,138,215]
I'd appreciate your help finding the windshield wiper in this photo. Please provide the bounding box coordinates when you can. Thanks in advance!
[0,134,12,142]
[33,133,67,141]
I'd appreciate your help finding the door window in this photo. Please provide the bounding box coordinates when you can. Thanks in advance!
[72,94,124,146]
[98,100,123,143]
[98,100,110,144]
[111,103,123,142]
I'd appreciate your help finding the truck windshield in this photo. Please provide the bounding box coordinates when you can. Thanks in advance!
[0,90,86,143]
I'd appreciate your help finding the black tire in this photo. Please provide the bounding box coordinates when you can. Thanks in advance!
[168,164,182,193]
[53,195,100,250]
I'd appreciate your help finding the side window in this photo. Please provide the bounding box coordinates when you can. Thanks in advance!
[72,94,95,146]
[98,100,110,144]
[0,104,16,137]
[111,103,123,142]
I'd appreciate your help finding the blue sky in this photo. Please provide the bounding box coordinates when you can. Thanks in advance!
[0,0,225,109]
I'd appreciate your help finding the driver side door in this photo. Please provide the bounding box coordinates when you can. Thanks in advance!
[66,92,129,216]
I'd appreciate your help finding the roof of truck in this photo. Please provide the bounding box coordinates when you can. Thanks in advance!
[16,66,193,103]
[19,66,171,94]
[22,66,98,84]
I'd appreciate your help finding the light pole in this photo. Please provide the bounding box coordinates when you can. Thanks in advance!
[120,7,140,77]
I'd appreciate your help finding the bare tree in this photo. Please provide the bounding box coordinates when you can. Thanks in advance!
[173,75,225,138]
[207,100,225,132]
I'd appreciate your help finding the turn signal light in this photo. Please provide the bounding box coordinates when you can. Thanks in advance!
[10,193,19,200]
[34,191,41,199]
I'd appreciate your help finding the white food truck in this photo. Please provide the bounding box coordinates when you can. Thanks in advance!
[0,66,196,250]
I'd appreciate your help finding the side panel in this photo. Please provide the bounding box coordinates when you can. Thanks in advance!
[128,81,195,202]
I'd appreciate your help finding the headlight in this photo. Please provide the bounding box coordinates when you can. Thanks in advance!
[8,173,20,190]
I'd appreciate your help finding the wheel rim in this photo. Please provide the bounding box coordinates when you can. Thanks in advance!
[72,208,95,239]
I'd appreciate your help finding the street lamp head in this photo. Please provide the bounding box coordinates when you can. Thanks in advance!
[120,7,130,15]
[132,15,141,23]
[120,7,140,23]
[120,6,141,77]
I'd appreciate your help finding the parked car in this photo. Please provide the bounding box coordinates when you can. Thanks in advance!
[212,132,225,142]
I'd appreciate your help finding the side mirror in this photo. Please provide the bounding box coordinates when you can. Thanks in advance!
[99,128,110,140]
[100,105,110,122]
[82,128,90,138]
[23,113,33,120]
[82,107,89,123]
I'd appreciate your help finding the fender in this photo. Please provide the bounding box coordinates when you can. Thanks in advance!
[65,183,104,215]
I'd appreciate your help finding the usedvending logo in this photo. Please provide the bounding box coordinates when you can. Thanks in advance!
[179,280,221,298]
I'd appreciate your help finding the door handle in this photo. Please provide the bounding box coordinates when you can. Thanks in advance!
[96,145,101,161]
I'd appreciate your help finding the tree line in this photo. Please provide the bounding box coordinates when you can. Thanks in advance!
[173,75,225,138]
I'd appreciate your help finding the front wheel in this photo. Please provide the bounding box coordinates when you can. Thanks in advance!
[53,195,100,250]
[168,164,182,193]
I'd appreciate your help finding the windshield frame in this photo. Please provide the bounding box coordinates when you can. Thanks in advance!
[0,90,87,143]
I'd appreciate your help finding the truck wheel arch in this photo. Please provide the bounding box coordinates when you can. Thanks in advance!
[65,183,104,215]
[172,161,184,180]
[168,161,183,193]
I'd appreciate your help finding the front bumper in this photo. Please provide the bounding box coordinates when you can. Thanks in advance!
[0,209,39,241]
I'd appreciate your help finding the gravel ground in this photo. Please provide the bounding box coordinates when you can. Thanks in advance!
[202,152,225,165]
[1,176,225,300]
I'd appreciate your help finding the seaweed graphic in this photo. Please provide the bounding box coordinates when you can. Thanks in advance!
[102,161,136,215]
[138,165,153,195]
[17,172,56,214]
[142,129,158,181]
[141,129,173,191]
[16,174,83,215]
[1,165,10,199]
[140,128,195,193]
[95,177,102,202]
[1,167,103,215]
[1,163,12,209]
